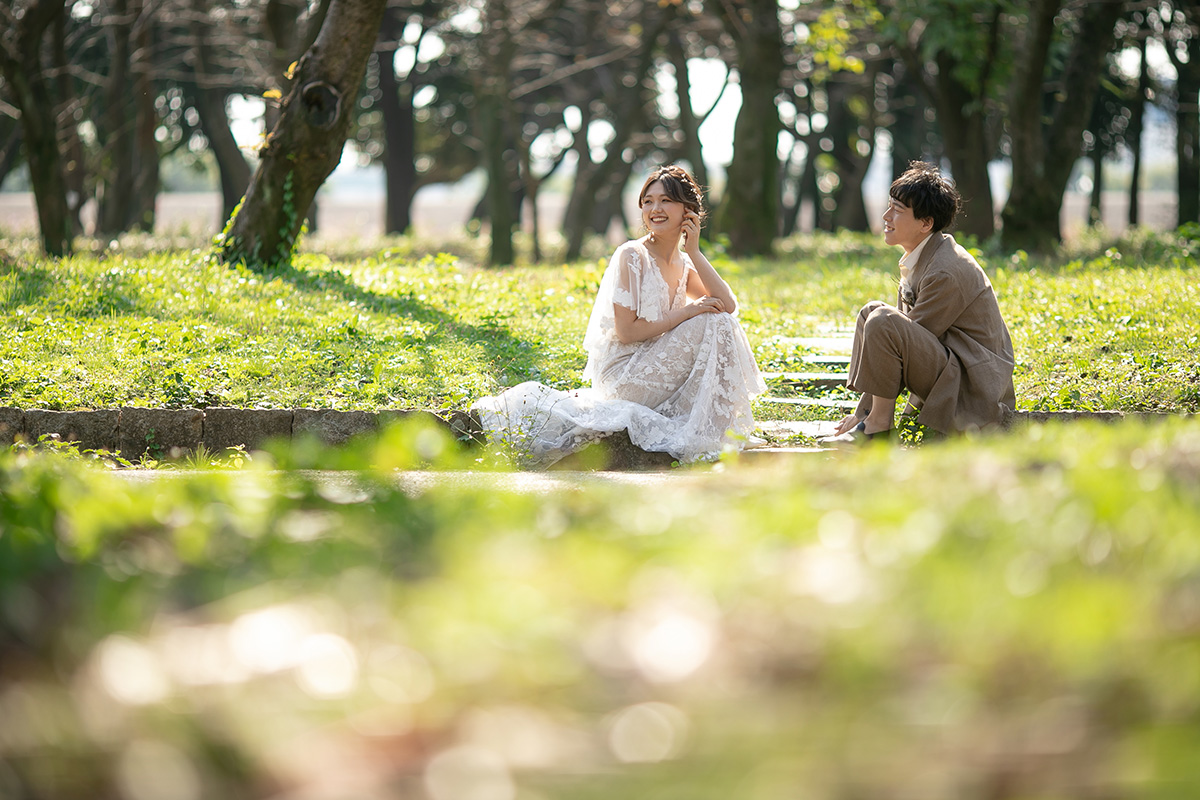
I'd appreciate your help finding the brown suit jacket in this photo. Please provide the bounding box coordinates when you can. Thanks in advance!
[872,232,1016,432]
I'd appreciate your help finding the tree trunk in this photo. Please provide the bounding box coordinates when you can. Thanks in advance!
[778,134,807,237]
[188,0,252,224]
[711,0,783,255]
[261,0,330,132]
[97,0,139,237]
[377,8,417,236]
[478,93,517,265]
[826,76,874,233]
[217,0,389,270]
[0,0,71,256]
[1089,151,1105,226]
[591,159,636,240]
[52,7,86,235]
[132,9,158,231]
[888,64,928,181]
[666,25,708,190]
[1127,35,1149,227]
[1171,31,1200,226]
[0,126,22,189]
[192,87,252,224]
[475,1,520,266]
[932,52,995,239]
[1000,0,1124,253]
[562,101,598,260]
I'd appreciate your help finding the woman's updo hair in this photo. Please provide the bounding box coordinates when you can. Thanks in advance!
[638,164,707,225]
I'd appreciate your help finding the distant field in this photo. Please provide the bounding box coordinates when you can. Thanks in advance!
[0,188,1180,241]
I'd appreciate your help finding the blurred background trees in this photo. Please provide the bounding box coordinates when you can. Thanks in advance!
[1,0,1198,260]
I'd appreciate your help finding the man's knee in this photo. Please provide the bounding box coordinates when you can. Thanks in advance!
[863,303,905,337]
[857,300,889,322]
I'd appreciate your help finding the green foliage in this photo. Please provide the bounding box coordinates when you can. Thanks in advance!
[806,1,884,77]
[4,418,1200,797]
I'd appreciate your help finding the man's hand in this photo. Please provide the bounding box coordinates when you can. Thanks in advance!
[833,414,861,436]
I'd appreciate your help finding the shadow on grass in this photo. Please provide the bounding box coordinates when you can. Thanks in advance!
[260,261,551,397]
[1,255,554,408]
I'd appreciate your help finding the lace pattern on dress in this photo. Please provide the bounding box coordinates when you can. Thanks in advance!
[475,239,765,466]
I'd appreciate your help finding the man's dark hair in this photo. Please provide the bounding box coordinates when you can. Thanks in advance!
[889,161,961,233]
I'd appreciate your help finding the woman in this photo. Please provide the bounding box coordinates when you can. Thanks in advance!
[473,165,765,465]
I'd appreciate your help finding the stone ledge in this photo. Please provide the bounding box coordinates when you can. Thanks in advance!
[120,407,205,459]
[0,407,483,457]
[0,407,24,446]
[203,407,294,452]
[25,409,120,452]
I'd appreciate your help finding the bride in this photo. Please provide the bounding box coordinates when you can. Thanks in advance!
[473,164,766,466]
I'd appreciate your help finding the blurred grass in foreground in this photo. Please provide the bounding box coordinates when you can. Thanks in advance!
[3,417,1200,798]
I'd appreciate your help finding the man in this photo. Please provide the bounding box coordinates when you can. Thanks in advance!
[822,162,1015,444]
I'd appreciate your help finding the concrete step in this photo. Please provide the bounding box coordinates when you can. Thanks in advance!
[760,371,849,390]
[757,419,838,439]
[759,396,859,411]
[801,354,851,366]
[776,336,855,354]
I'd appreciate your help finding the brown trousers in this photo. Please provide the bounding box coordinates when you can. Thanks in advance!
[846,301,949,410]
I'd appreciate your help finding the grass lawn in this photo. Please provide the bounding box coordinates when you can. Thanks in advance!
[2,227,1199,419]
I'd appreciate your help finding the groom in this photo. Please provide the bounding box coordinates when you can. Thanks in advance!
[823,162,1015,444]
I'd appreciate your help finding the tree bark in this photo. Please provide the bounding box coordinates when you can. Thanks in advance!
[888,67,928,181]
[96,0,139,237]
[377,7,417,235]
[561,98,597,259]
[1000,0,1124,252]
[475,1,519,266]
[825,75,875,233]
[931,51,995,239]
[0,0,71,256]
[52,7,86,235]
[710,0,783,256]
[217,0,389,270]
[0,126,22,189]
[132,7,158,231]
[1167,9,1200,226]
[1127,35,1149,227]
[666,25,708,190]
[187,0,252,223]
[1089,151,1105,226]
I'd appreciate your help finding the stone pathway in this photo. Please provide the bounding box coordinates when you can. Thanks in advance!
[754,335,855,447]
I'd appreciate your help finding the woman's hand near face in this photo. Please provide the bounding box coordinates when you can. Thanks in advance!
[681,212,701,253]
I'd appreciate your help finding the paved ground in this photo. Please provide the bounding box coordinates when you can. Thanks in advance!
[112,463,816,493]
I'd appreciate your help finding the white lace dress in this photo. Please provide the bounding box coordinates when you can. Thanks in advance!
[472,240,766,466]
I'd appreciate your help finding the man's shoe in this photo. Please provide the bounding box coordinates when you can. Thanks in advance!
[817,421,893,448]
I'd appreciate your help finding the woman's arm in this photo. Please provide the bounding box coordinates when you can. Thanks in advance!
[613,296,723,344]
[681,213,737,314]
